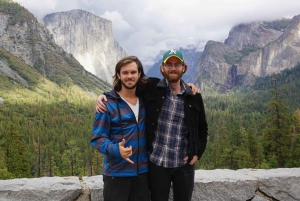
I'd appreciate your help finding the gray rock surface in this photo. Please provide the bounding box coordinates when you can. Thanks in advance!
[43,9,127,84]
[193,169,257,201]
[224,21,285,50]
[0,177,82,201]
[82,175,104,201]
[194,15,300,92]
[1,168,300,201]
[0,60,29,86]
[238,168,300,201]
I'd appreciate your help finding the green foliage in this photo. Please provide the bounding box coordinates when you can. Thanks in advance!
[0,49,108,180]
[0,2,299,176]
[199,64,300,170]
[0,0,34,25]
[223,52,243,65]
[223,47,258,65]
[263,19,291,31]
[4,123,30,178]
[261,78,291,167]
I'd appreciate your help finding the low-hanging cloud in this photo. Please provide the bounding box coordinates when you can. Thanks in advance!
[14,0,300,65]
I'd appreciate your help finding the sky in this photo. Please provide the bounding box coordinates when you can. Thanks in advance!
[14,0,300,66]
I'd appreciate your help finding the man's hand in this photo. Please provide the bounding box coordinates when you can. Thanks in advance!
[119,139,134,164]
[183,155,198,165]
[187,83,200,94]
[96,94,108,113]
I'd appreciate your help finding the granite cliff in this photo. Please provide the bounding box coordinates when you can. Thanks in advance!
[193,17,300,92]
[43,9,127,84]
[0,1,111,93]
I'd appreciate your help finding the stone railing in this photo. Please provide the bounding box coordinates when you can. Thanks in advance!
[0,168,300,201]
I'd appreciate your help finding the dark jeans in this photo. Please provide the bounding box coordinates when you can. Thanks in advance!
[148,161,195,201]
[103,173,150,201]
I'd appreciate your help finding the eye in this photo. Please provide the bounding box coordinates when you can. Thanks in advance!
[165,63,172,68]
[175,63,183,67]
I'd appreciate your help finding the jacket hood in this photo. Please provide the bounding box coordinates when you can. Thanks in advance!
[104,90,121,100]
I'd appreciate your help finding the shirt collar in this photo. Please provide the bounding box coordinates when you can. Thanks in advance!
[157,78,193,96]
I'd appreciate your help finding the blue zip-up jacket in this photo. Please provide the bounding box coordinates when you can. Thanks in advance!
[91,90,148,177]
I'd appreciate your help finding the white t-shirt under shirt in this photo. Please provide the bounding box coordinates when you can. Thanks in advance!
[120,96,139,122]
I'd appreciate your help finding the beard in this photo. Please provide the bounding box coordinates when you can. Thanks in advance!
[121,79,138,89]
[164,70,184,83]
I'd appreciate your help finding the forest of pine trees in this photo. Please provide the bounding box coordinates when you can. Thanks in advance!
[0,0,299,178]
[1,64,300,180]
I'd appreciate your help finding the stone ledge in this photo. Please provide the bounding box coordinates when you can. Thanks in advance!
[0,168,299,201]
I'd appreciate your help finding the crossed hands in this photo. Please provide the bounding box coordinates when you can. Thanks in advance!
[119,139,134,164]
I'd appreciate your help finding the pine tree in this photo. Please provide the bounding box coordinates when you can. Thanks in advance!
[92,149,103,176]
[261,77,291,167]
[5,123,30,177]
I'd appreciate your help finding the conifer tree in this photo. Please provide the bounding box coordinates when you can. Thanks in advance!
[92,149,103,176]
[262,77,291,167]
[5,123,30,177]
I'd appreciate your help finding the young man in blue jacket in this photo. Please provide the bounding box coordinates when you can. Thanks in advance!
[91,56,149,201]
[96,49,208,201]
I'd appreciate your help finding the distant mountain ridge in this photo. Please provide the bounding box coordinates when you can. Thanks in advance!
[0,0,111,96]
[43,9,127,84]
[147,17,300,93]
[193,17,300,92]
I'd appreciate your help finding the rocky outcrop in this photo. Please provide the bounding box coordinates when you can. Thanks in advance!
[193,16,300,92]
[194,40,240,92]
[43,9,127,84]
[1,168,300,201]
[0,2,111,95]
[0,12,55,71]
[224,20,288,50]
[240,15,300,78]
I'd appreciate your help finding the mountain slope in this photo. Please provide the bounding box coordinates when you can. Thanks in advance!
[0,0,111,94]
[43,9,127,84]
[193,16,300,92]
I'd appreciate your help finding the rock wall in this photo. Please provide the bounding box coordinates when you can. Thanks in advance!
[194,16,300,92]
[1,168,299,201]
[43,9,127,84]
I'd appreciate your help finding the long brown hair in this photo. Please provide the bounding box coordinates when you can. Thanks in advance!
[113,56,148,94]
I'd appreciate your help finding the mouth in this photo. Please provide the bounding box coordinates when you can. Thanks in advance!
[126,80,134,84]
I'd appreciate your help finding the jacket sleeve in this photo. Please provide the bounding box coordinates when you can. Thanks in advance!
[91,112,121,160]
[196,93,208,159]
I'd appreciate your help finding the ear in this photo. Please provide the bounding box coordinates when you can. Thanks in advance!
[117,73,120,79]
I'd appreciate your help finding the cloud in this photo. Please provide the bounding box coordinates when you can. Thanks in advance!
[14,0,300,65]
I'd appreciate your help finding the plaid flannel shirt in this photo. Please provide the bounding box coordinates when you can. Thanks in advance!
[149,82,189,168]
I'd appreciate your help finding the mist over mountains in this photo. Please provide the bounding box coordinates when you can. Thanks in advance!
[1,0,300,181]
[2,0,300,93]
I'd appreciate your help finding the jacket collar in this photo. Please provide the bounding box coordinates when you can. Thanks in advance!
[105,89,121,99]
[157,78,194,96]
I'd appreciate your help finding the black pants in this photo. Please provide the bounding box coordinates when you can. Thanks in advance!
[148,161,195,201]
[103,173,150,201]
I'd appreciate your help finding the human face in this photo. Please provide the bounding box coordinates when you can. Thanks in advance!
[118,62,141,90]
[161,57,185,83]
